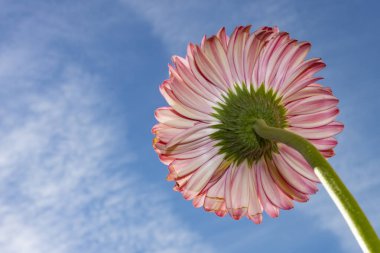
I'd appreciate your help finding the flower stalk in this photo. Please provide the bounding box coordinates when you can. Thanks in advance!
[253,119,380,253]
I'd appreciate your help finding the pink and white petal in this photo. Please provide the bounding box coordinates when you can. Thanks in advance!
[192,45,229,91]
[187,44,224,94]
[264,34,296,89]
[320,149,335,158]
[232,26,251,82]
[286,94,339,115]
[160,82,214,122]
[169,66,215,113]
[168,147,219,179]
[250,29,278,88]
[187,44,226,98]
[258,32,289,89]
[165,123,212,148]
[225,163,250,220]
[216,27,228,50]
[173,56,221,103]
[172,127,216,147]
[160,137,211,157]
[272,153,318,195]
[280,59,326,97]
[193,194,206,208]
[259,159,294,209]
[308,137,337,151]
[249,213,263,224]
[227,26,243,83]
[287,107,339,128]
[279,144,320,182]
[283,84,333,104]
[256,159,280,218]
[271,41,311,92]
[247,163,263,222]
[203,36,234,86]
[152,124,183,143]
[181,154,225,200]
[160,140,216,165]
[288,121,344,139]
[204,170,228,215]
[282,76,324,100]
[155,107,198,129]
[172,172,192,188]
[266,157,309,202]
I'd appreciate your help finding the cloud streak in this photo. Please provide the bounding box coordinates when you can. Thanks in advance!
[0,2,214,253]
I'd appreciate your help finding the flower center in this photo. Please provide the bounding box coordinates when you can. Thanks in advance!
[210,83,287,165]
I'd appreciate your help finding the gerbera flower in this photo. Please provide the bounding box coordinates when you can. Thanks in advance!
[152,26,343,223]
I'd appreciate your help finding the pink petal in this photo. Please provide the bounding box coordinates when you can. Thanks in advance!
[192,45,229,91]
[271,41,311,92]
[258,32,290,89]
[286,94,339,115]
[204,171,228,216]
[283,84,333,104]
[232,26,251,82]
[247,163,263,222]
[266,157,310,202]
[173,56,221,103]
[308,137,337,151]
[165,123,214,148]
[273,153,318,194]
[287,107,339,128]
[168,147,219,179]
[225,163,250,220]
[163,141,216,160]
[193,194,206,208]
[216,27,228,50]
[181,154,225,200]
[152,123,183,143]
[155,107,198,129]
[259,159,294,210]
[157,136,211,155]
[244,28,275,87]
[202,36,234,87]
[288,121,344,139]
[279,58,326,97]
[169,66,215,114]
[160,81,214,121]
[279,144,320,182]
[187,44,225,99]
[227,26,243,83]
[256,159,280,218]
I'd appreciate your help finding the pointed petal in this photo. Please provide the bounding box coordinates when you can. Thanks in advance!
[279,144,320,182]
[225,163,250,220]
[287,107,339,128]
[182,154,225,200]
[286,94,339,115]
[288,121,344,139]
[155,107,198,129]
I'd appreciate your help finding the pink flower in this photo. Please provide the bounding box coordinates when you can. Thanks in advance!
[152,26,343,223]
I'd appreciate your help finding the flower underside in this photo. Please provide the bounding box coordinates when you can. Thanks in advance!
[211,83,287,165]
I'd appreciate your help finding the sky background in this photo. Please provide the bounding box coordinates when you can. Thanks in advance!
[0,0,379,252]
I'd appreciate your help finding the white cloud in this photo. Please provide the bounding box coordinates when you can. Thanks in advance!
[0,3,214,253]
[121,0,298,53]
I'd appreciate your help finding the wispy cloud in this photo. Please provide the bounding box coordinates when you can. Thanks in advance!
[121,0,298,53]
[0,2,214,253]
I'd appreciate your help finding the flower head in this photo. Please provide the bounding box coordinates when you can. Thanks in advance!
[152,26,343,223]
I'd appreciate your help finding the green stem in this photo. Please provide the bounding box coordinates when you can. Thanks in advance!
[253,119,380,253]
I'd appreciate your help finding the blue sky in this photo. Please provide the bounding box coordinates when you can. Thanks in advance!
[0,0,379,252]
